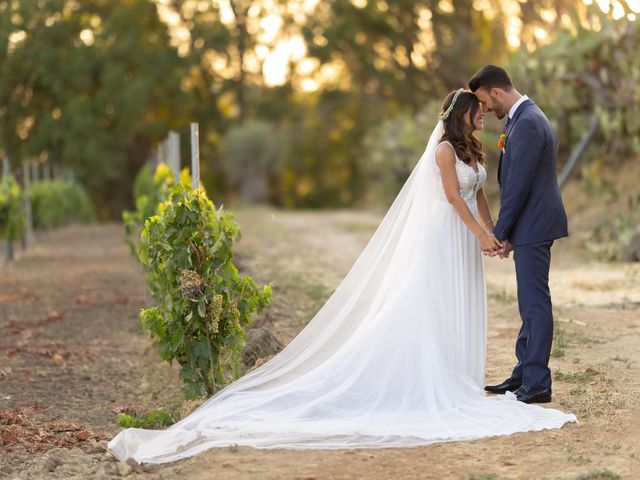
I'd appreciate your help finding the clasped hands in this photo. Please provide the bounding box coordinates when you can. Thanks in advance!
[479,233,512,259]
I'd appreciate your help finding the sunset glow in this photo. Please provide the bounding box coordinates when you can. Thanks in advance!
[154,0,639,91]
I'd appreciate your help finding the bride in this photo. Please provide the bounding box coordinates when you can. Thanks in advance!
[108,89,576,464]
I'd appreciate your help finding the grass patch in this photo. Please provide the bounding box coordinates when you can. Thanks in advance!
[487,288,517,303]
[573,335,603,345]
[611,355,629,363]
[568,455,592,465]
[576,470,620,480]
[552,323,568,358]
[554,369,600,383]
[116,409,175,429]
[570,386,587,395]
[467,475,507,480]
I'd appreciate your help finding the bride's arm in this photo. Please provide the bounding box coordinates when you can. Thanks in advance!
[476,187,494,233]
[435,145,501,252]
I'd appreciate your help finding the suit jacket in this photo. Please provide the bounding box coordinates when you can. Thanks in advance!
[493,99,568,246]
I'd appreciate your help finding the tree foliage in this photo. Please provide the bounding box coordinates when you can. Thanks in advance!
[510,4,640,159]
[0,0,192,218]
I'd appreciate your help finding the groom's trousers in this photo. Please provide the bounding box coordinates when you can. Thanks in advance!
[511,240,554,390]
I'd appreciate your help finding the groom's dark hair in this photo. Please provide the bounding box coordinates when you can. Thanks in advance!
[469,65,514,92]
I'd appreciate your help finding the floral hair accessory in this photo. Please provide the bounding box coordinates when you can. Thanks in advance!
[439,88,465,121]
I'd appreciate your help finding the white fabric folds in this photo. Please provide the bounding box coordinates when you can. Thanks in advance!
[108,121,576,464]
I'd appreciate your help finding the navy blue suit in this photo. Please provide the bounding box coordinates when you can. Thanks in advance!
[493,99,568,390]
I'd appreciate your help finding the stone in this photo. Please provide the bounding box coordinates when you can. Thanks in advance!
[44,456,62,472]
[242,327,283,368]
[90,440,108,454]
[116,461,133,477]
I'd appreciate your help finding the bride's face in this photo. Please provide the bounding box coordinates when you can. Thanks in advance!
[475,88,507,119]
[465,104,486,131]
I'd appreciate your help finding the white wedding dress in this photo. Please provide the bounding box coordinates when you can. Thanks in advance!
[108,121,576,464]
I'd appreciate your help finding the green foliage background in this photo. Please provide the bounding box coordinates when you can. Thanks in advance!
[1,1,638,215]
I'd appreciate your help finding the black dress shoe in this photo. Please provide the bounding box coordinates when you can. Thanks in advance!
[515,385,552,404]
[484,377,522,394]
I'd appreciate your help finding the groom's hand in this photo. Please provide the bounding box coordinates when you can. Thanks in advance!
[498,240,513,259]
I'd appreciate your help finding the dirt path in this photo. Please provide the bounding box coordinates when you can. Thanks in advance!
[1,210,639,479]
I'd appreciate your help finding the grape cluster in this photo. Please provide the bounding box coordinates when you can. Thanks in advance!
[207,294,224,334]
[179,269,204,300]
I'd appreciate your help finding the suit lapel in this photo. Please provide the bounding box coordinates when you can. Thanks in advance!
[497,99,534,185]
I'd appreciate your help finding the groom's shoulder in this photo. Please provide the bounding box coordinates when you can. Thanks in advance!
[521,102,552,130]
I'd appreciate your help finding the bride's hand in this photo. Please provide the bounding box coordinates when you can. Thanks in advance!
[477,232,501,253]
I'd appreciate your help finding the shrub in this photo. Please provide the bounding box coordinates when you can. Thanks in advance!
[30,179,95,230]
[116,409,175,429]
[0,175,25,242]
[138,183,272,399]
[221,120,285,203]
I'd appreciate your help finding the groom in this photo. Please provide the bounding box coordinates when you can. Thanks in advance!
[469,65,568,404]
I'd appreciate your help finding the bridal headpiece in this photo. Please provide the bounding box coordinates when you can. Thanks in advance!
[439,88,465,120]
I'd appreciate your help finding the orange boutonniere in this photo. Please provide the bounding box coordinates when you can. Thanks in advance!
[498,133,506,153]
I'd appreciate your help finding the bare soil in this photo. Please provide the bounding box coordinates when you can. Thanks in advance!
[1,205,639,479]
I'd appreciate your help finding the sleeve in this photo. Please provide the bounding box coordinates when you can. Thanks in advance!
[493,117,546,242]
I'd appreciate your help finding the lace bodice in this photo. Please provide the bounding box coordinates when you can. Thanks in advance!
[433,141,487,217]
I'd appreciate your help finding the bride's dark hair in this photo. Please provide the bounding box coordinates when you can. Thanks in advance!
[440,90,485,166]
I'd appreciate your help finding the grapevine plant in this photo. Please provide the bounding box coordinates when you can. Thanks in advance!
[0,175,25,243]
[30,179,95,230]
[123,163,193,256]
[138,183,272,399]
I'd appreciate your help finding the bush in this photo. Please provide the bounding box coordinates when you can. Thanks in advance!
[30,179,95,230]
[221,120,285,203]
[0,175,25,242]
[138,183,272,399]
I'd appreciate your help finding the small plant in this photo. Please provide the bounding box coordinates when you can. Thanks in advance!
[116,409,175,429]
[576,470,620,480]
[0,175,25,244]
[139,183,272,399]
[551,323,568,358]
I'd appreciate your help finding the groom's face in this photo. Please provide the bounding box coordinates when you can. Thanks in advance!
[475,88,507,120]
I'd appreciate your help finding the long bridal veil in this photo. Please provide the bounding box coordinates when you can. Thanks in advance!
[108,121,576,464]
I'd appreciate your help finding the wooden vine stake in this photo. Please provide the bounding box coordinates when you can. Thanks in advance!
[190,122,213,388]
[22,161,33,246]
[2,156,11,263]
[190,123,200,190]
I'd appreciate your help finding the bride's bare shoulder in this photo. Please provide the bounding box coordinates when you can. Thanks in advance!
[435,141,456,167]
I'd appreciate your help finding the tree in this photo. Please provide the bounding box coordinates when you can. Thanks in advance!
[0,0,191,218]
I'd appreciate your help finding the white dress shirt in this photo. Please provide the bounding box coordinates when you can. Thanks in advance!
[508,95,529,119]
